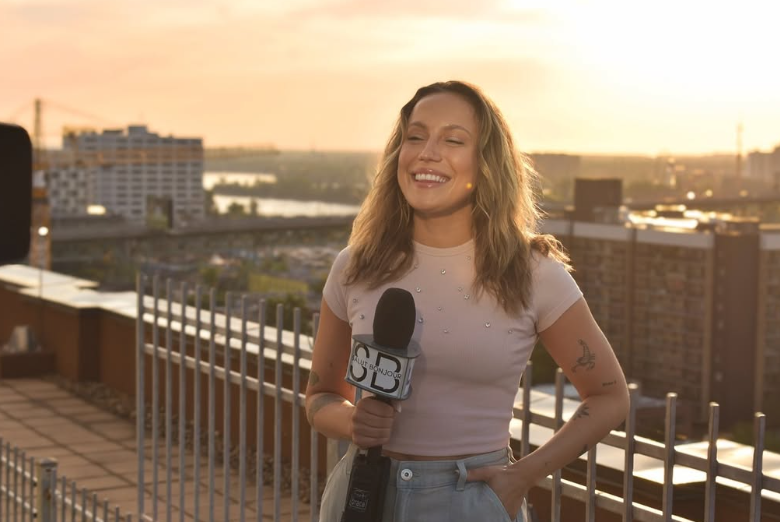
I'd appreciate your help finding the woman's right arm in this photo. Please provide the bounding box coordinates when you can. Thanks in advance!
[305,299,396,447]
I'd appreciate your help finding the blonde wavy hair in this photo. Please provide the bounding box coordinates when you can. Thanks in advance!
[345,80,569,314]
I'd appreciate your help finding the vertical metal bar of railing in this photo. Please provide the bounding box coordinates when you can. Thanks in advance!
[179,282,188,522]
[703,402,719,522]
[750,412,765,522]
[20,451,27,522]
[0,437,8,520]
[152,275,160,522]
[291,307,301,522]
[70,480,76,522]
[194,285,203,522]
[165,279,174,522]
[622,384,638,522]
[135,274,145,518]
[114,506,120,521]
[552,368,564,522]
[239,296,248,522]
[223,293,233,522]
[257,299,267,522]
[13,447,18,522]
[585,445,597,522]
[29,456,36,522]
[0,438,4,522]
[51,467,58,522]
[274,304,284,522]
[521,361,533,459]
[4,442,9,521]
[81,488,87,522]
[102,499,108,522]
[60,475,66,522]
[662,393,677,522]
[310,311,320,522]
[208,288,217,522]
[0,437,3,519]
[91,493,97,522]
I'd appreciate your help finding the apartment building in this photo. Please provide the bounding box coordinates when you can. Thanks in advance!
[46,166,89,216]
[63,125,204,225]
[541,206,777,431]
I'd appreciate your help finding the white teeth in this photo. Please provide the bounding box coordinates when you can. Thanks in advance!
[414,173,447,183]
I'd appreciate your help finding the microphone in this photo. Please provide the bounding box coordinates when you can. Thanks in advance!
[341,288,420,522]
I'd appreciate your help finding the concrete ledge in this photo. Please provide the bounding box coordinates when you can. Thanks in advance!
[0,351,56,378]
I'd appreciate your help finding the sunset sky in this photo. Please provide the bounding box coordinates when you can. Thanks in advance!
[3,0,779,155]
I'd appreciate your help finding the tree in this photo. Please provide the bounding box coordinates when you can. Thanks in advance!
[227,202,246,217]
[264,293,312,335]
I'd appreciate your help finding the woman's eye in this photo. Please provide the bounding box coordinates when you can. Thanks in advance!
[407,135,424,142]
[446,139,463,145]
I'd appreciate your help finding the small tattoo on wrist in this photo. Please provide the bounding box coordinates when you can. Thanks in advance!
[573,404,590,420]
[602,380,616,387]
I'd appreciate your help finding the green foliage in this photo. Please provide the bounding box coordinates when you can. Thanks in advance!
[264,292,312,335]
[227,201,247,216]
[249,273,308,294]
[260,255,288,273]
[200,265,219,288]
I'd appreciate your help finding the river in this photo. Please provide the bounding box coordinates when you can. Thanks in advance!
[205,172,361,217]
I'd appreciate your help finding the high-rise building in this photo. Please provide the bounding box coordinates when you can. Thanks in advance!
[543,217,775,430]
[63,125,204,225]
[46,166,89,216]
[541,179,779,431]
[746,145,780,185]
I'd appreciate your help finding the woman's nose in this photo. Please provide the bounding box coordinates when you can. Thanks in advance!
[419,138,441,161]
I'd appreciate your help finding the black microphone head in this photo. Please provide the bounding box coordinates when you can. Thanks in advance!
[373,288,415,351]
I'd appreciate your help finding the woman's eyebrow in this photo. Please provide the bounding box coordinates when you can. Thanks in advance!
[408,121,472,136]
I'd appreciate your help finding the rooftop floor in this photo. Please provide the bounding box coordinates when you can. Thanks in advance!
[0,378,311,521]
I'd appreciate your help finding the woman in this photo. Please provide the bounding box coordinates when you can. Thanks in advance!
[305,81,629,521]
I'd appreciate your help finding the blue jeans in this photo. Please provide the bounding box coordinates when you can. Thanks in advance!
[319,445,527,522]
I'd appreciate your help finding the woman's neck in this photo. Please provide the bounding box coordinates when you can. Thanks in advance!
[411,208,473,248]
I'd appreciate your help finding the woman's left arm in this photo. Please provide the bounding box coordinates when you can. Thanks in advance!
[468,297,630,515]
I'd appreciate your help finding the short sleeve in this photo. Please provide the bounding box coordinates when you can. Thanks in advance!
[322,247,351,322]
[532,253,583,332]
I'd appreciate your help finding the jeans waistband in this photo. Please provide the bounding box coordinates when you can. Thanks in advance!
[382,447,511,491]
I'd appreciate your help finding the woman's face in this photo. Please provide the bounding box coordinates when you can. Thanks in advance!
[396,92,479,220]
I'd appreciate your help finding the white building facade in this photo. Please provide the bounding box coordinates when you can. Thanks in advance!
[63,125,204,225]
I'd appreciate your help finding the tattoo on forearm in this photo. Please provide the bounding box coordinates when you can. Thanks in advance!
[573,404,590,420]
[306,393,343,425]
[571,339,596,372]
[602,380,616,387]
[308,370,320,387]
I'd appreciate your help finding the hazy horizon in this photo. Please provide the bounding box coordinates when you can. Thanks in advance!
[4,1,779,156]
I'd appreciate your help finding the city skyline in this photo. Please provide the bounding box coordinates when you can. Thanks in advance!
[3,0,780,155]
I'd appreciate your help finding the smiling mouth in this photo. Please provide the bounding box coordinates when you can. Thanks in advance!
[413,173,448,183]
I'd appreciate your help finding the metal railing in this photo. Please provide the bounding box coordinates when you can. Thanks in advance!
[514,368,778,522]
[0,440,130,522]
[136,275,320,522]
[136,274,779,522]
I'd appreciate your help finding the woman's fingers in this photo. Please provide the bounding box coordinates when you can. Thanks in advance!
[350,397,396,448]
